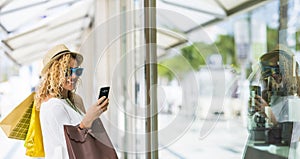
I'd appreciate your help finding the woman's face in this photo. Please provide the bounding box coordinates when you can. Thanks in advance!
[271,73,282,84]
[63,58,79,91]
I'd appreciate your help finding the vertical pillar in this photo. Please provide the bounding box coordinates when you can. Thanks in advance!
[234,16,251,80]
[234,16,252,127]
[144,0,158,158]
[279,0,288,45]
[120,1,128,159]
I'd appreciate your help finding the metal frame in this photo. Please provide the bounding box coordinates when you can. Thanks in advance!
[184,0,271,34]
[144,0,158,158]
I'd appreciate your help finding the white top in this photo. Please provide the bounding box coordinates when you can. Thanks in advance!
[270,96,300,143]
[40,98,84,159]
[270,96,289,122]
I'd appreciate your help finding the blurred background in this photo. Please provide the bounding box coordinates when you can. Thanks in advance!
[0,0,300,158]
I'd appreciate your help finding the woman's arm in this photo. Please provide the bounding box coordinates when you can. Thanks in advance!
[80,96,109,129]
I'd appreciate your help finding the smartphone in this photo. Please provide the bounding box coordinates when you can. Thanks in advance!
[98,86,110,99]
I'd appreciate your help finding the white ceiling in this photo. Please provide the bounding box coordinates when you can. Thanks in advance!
[0,0,94,65]
[0,0,272,65]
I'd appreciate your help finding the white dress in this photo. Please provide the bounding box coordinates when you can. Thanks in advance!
[40,98,84,159]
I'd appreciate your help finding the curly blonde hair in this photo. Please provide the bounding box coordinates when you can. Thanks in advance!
[279,51,300,95]
[36,54,77,110]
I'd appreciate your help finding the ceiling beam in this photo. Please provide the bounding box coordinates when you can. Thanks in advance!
[161,0,226,19]
[185,0,271,35]
[185,18,222,34]
[214,0,228,14]
[0,23,9,34]
[0,0,50,15]
[226,0,270,16]
[165,39,188,50]
[47,0,82,10]
[0,42,21,66]
[0,0,14,10]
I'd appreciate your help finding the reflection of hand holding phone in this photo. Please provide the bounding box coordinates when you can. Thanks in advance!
[98,86,110,99]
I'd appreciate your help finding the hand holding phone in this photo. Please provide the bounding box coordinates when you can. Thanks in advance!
[82,87,110,128]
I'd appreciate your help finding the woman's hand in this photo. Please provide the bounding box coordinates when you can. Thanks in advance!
[254,95,268,112]
[80,96,109,128]
[255,95,278,125]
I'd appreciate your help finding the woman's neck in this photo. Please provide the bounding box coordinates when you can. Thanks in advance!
[62,89,69,99]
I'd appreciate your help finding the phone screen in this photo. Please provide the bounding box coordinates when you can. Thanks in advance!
[98,87,110,99]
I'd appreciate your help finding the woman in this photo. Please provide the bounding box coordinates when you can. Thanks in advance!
[255,47,299,124]
[255,46,300,145]
[36,44,109,159]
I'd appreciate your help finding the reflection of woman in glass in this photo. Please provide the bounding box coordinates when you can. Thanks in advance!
[243,45,300,159]
[255,45,300,144]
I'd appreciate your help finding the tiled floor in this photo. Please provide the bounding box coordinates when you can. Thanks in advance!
[158,115,248,159]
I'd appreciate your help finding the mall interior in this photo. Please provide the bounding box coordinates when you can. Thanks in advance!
[1,0,300,159]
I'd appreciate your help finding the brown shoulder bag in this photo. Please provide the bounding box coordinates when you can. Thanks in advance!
[64,118,118,159]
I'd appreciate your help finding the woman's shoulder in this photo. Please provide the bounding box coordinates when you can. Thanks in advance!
[40,98,66,111]
[43,97,64,104]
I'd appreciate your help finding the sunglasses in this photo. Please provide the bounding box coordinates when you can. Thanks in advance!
[66,67,84,77]
[261,66,280,79]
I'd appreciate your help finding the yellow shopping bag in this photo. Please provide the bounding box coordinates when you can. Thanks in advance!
[0,92,35,140]
[24,101,45,157]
